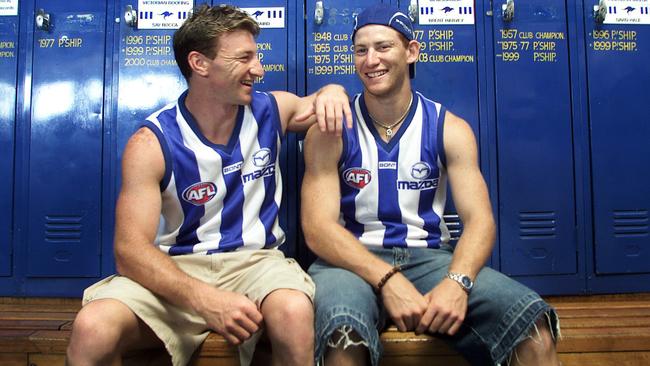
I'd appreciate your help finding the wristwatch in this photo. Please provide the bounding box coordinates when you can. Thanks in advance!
[446,272,474,294]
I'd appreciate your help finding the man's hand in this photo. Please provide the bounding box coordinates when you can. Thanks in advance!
[415,279,468,336]
[294,84,353,135]
[194,287,263,345]
[380,273,428,332]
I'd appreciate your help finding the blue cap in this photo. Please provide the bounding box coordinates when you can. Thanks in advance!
[352,4,416,78]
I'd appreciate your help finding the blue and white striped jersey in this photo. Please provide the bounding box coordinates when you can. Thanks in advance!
[142,91,285,255]
[338,91,450,248]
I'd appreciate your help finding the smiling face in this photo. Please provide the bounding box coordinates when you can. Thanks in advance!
[203,29,264,105]
[353,24,418,99]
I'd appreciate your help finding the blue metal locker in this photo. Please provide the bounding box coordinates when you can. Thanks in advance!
[492,0,578,279]
[25,0,108,278]
[584,2,650,281]
[115,0,191,175]
[0,11,18,277]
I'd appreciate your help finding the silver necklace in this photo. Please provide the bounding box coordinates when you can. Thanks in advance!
[370,95,413,140]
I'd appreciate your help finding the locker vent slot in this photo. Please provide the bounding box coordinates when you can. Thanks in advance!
[45,215,83,243]
[613,210,648,237]
[519,211,556,239]
[444,213,463,242]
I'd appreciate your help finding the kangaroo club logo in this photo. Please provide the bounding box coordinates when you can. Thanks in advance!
[253,148,272,167]
[410,162,431,180]
[182,182,217,206]
[343,168,372,189]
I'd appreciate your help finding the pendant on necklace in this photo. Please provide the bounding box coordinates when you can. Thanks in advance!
[386,128,393,139]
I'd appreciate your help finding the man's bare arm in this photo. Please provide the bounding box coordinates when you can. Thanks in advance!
[416,112,495,336]
[114,128,262,345]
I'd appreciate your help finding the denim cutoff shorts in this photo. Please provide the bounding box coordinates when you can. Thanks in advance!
[308,246,560,366]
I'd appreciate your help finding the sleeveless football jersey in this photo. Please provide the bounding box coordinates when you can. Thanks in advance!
[339,91,450,248]
[142,91,284,255]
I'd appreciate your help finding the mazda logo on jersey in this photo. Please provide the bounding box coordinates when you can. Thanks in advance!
[343,168,372,189]
[182,182,217,206]
[410,162,432,179]
[253,148,272,167]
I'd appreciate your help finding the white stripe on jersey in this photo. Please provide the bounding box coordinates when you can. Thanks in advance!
[352,98,386,246]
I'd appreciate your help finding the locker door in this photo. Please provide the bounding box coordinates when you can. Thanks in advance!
[306,0,381,95]
[115,0,192,170]
[0,10,19,277]
[493,0,577,276]
[586,1,650,274]
[405,0,482,246]
[27,0,107,277]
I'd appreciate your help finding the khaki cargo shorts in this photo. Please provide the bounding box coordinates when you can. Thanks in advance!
[83,249,315,366]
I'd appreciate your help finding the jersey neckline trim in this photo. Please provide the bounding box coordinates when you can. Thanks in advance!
[177,91,245,155]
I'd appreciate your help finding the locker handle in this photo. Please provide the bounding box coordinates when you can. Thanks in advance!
[502,0,514,22]
[35,9,51,31]
[408,0,418,23]
[593,0,607,24]
[315,1,324,25]
[124,5,138,28]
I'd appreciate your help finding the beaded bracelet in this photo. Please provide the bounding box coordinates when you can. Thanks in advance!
[375,265,402,294]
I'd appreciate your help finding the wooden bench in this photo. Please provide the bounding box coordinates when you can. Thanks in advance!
[2,294,650,365]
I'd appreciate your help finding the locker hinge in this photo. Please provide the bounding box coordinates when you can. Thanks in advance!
[35,9,51,31]
[593,0,607,24]
[124,5,138,28]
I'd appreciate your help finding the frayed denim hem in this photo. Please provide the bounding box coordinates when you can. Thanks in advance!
[490,293,561,365]
[315,306,382,366]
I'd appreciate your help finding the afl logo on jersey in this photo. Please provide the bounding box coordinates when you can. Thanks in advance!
[343,168,372,189]
[182,182,217,206]
[411,162,432,180]
[253,148,272,167]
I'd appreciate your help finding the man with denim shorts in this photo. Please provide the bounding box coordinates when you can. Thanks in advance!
[301,4,560,365]
[66,5,351,366]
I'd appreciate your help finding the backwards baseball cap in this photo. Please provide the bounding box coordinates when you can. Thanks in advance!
[352,4,416,78]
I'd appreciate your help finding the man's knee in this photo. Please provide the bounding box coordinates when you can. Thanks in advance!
[68,299,133,360]
[512,316,559,364]
[263,289,314,341]
[264,289,313,323]
[324,326,369,366]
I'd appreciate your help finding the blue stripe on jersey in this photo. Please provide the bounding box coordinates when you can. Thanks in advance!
[339,100,365,238]
[140,121,172,191]
[436,105,448,168]
[252,93,281,247]
[156,105,202,249]
[418,99,443,248]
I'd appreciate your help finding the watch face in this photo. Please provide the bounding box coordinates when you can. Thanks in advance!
[461,276,473,288]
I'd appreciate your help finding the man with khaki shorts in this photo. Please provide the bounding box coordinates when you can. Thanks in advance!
[66,5,351,366]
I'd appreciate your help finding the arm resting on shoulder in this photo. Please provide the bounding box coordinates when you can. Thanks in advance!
[272,84,352,135]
